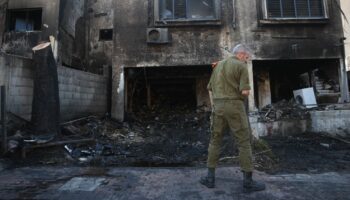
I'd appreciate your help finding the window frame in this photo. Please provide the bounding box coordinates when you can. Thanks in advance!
[154,0,221,26]
[261,0,329,23]
[99,29,113,41]
[6,8,43,32]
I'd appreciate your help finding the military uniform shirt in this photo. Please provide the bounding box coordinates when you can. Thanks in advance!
[207,56,250,101]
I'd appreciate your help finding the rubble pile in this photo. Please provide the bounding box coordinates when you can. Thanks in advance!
[60,107,216,166]
[252,99,313,122]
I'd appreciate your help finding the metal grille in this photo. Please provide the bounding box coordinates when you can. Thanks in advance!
[267,0,325,18]
[159,0,216,20]
[174,0,187,19]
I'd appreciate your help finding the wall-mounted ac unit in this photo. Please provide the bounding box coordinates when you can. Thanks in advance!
[146,28,171,44]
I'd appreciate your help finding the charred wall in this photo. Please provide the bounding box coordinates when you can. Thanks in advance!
[7,0,60,39]
[0,0,8,46]
[85,0,114,74]
[112,0,344,68]
[2,0,60,58]
[107,0,345,120]
[237,0,344,60]
[111,0,235,120]
[58,0,86,69]
[113,0,233,69]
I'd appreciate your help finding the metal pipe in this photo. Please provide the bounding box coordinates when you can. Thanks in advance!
[1,85,7,154]
[232,0,236,29]
[340,37,350,102]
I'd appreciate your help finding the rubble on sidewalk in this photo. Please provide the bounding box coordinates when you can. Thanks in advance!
[251,99,313,122]
[59,107,214,166]
[2,104,350,174]
[251,98,350,122]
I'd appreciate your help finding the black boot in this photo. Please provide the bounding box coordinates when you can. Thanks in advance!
[200,168,215,188]
[243,171,266,193]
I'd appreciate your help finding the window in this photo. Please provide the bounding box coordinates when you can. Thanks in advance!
[7,9,42,32]
[158,0,218,21]
[99,29,113,41]
[264,0,327,19]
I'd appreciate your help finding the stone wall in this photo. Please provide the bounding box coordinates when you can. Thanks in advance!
[58,65,108,120]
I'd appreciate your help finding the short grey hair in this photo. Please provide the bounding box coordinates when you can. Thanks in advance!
[231,44,252,55]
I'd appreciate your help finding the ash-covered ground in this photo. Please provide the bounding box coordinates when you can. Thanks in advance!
[2,105,350,175]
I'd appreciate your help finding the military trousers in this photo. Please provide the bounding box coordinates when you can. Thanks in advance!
[207,99,253,172]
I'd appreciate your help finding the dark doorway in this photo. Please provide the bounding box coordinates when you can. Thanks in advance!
[125,66,211,113]
[253,59,340,108]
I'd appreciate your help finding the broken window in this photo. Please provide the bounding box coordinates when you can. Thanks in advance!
[7,9,42,32]
[99,29,113,41]
[159,0,216,20]
[266,0,326,19]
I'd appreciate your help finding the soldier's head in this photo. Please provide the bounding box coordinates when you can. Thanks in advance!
[232,44,252,63]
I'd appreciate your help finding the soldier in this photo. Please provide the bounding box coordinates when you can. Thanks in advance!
[200,44,266,193]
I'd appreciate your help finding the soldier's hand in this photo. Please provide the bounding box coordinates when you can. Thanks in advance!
[242,90,250,96]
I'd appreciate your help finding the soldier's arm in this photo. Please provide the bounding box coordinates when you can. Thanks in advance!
[208,91,213,108]
[207,77,214,108]
[239,64,251,96]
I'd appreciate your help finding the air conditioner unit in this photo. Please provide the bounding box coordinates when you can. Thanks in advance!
[147,28,171,44]
[293,87,317,108]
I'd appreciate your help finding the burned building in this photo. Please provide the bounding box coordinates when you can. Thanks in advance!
[105,0,349,121]
[0,0,109,121]
[0,0,349,122]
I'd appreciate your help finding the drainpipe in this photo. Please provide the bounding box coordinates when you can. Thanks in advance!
[84,0,90,68]
[340,37,350,102]
[1,85,7,154]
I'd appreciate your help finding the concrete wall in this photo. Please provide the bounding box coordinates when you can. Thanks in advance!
[309,110,350,136]
[340,0,350,71]
[0,54,108,121]
[250,117,309,138]
[2,55,34,120]
[250,110,350,138]
[58,65,108,120]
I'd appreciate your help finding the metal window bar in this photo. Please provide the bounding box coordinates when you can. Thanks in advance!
[269,0,324,18]
[307,0,312,17]
[185,0,189,19]
[279,0,284,17]
[172,0,175,19]
[320,0,325,17]
[0,86,7,154]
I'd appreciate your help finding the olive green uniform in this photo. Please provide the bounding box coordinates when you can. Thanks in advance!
[207,56,253,172]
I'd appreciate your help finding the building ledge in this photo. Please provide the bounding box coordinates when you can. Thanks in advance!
[260,18,329,25]
[154,19,222,27]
